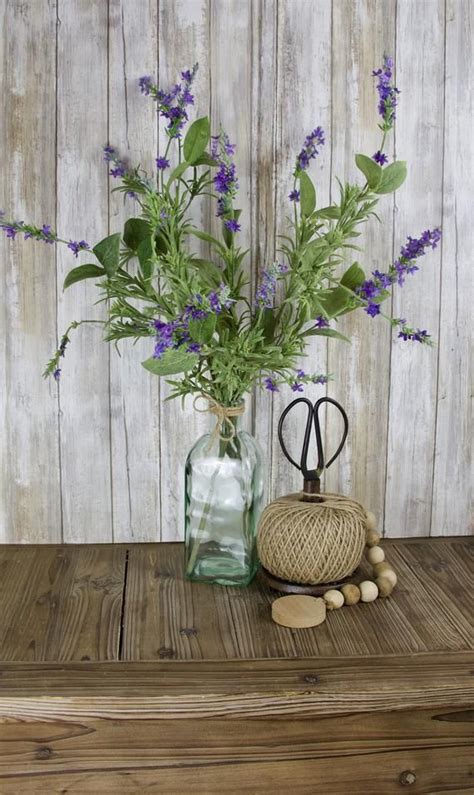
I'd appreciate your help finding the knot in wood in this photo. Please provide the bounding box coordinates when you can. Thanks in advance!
[399,770,417,786]
[179,627,198,637]
[36,746,53,760]
[158,646,175,659]
[302,674,319,685]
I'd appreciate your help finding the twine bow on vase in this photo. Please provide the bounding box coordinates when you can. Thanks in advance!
[193,394,246,449]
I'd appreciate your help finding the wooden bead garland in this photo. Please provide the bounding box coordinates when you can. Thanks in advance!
[270,510,398,625]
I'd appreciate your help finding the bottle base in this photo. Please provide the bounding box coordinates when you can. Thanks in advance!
[185,551,257,587]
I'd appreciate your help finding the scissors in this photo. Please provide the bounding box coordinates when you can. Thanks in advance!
[278,397,348,495]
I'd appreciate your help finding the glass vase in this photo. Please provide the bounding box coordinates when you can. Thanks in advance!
[184,414,264,586]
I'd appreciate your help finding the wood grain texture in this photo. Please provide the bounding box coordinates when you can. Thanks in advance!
[0,0,61,543]
[431,0,473,536]
[0,546,126,661]
[108,0,161,542]
[0,709,472,795]
[270,0,332,500]
[384,0,445,537]
[1,538,472,664]
[0,0,471,542]
[325,0,395,528]
[56,0,112,542]
[158,0,210,541]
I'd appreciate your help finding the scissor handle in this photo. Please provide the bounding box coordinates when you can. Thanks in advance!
[277,397,315,477]
[313,397,349,469]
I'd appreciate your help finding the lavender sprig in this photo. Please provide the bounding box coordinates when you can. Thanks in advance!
[255,261,289,309]
[295,127,325,172]
[372,55,400,131]
[211,128,239,223]
[139,64,198,138]
[0,216,89,257]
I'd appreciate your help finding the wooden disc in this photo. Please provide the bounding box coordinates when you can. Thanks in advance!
[259,566,357,596]
[271,595,326,628]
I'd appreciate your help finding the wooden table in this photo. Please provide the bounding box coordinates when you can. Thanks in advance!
[0,538,472,793]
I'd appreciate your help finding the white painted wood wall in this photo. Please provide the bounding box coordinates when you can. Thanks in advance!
[0,0,471,543]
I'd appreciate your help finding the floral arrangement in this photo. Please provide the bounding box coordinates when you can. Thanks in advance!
[1,56,440,408]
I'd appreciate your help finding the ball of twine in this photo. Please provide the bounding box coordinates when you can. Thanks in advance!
[257,492,368,585]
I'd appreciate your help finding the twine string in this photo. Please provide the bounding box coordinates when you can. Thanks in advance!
[193,394,246,446]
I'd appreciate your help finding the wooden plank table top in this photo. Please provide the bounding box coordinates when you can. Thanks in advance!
[0,537,473,794]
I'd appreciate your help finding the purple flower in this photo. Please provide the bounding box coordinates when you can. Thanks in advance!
[224,218,241,233]
[296,127,325,171]
[291,382,304,393]
[365,302,381,318]
[289,189,300,202]
[138,75,154,96]
[312,374,328,385]
[372,269,392,289]
[264,377,279,392]
[372,55,400,129]
[67,239,90,257]
[4,224,18,239]
[110,165,126,178]
[396,320,431,344]
[296,369,306,379]
[186,342,201,353]
[255,261,288,309]
[314,316,330,328]
[372,150,388,165]
[104,145,128,179]
[212,129,239,221]
[147,64,198,138]
[156,157,170,170]
[103,145,116,162]
[53,368,61,381]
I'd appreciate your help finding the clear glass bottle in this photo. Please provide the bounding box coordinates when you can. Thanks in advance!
[184,415,264,586]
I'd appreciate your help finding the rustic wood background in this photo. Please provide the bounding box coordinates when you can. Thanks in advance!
[0,0,471,543]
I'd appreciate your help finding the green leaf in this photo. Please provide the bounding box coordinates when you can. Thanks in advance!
[123,218,149,251]
[355,154,382,189]
[315,205,341,220]
[299,171,316,217]
[93,233,121,278]
[261,308,276,343]
[63,263,105,290]
[187,228,223,249]
[137,237,154,280]
[183,116,210,164]
[188,313,216,344]
[318,287,351,318]
[304,327,351,343]
[141,349,199,376]
[192,153,219,167]
[168,161,190,184]
[374,161,407,194]
[341,262,366,291]
[191,258,223,286]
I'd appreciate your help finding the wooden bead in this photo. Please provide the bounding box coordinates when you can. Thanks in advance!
[365,511,378,531]
[366,529,381,547]
[271,595,326,628]
[366,546,385,565]
[373,562,397,587]
[341,584,361,605]
[376,576,394,597]
[324,589,344,610]
[359,580,379,602]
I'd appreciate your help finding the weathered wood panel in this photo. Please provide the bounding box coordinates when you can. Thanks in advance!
[384,0,445,536]
[0,710,472,795]
[108,0,161,542]
[270,0,332,500]
[0,0,471,542]
[0,0,61,542]
[325,0,395,529]
[158,0,211,541]
[431,0,472,536]
[56,0,112,542]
